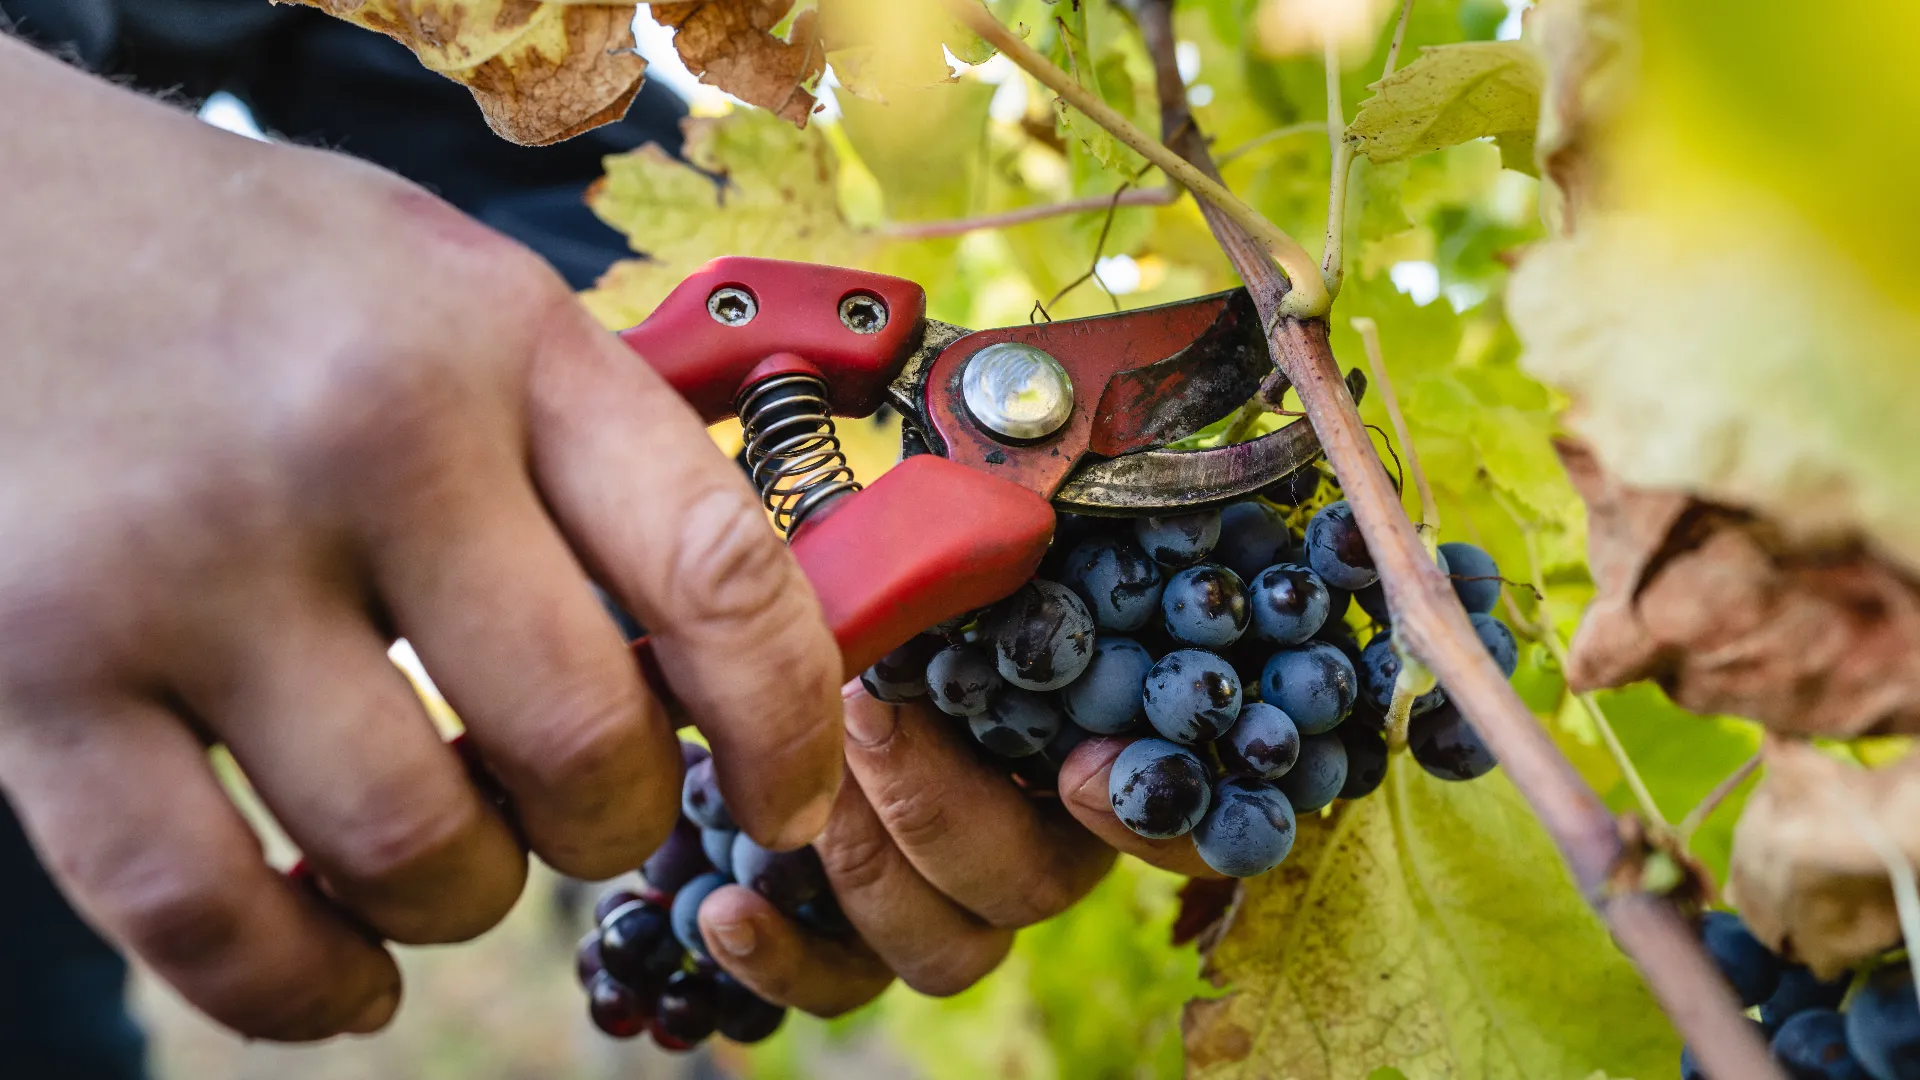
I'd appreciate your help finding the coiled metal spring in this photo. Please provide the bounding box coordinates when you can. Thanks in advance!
[737,372,861,537]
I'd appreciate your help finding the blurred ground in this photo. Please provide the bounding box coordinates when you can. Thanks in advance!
[133,865,917,1080]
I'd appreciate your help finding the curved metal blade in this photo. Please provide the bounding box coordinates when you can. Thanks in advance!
[1053,370,1368,514]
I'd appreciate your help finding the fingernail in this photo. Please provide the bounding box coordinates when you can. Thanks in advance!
[710,918,757,958]
[346,987,400,1035]
[842,695,898,748]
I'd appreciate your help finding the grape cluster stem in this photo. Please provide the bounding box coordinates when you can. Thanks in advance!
[1091,1,1785,1076]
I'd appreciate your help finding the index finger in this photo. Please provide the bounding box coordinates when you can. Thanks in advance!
[525,305,843,851]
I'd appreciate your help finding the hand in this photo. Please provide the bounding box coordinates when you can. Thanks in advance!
[693,686,1220,1014]
[0,39,843,1039]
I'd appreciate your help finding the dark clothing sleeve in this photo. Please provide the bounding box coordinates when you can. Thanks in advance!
[0,6,684,1077]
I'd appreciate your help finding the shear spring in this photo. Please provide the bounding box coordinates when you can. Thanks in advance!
[737,373,861,537]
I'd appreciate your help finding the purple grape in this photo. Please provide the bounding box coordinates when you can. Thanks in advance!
[1439,541,1502,614]
[575,931,604,987]
[1193,776,1297,877]
[1215,701,1301,779]
[1360,631,1445,715]
[1471,612,1519,676]
[680,739,710,769]
[655,969,719,1044]
[989,580,1096,691]
[1304,501,1376,590]
[1108,738,1212,839]
[1248,563,1330,645]
[861,635,942,702]
[1336,723,1389,799]
[1408,702,1498,781]
[1061,535,1165,631]
[1260,466,1322,507]
[1062,636,1154,735]
[1214,501,1298,582]
[1844,965,1920,1079]
[669,871,731,960]
[1134,510,1221,568]
[593,888,641,925]
[1276,732,1347,813]
[599,900,683,991]
[792,891,855,942]
[1161,563,1251,648]
[714,970,788,1044]
[1697,910,1781,1008]
[1143,648,1242,745]
[1771,1009,1867,1080]
[925,643,1002,717]
[642,817,712,895]
[730,835,828,917]
[1762,965,1851,1032]
[969,687,1065,758]
[587,969,650,1038]
[700,828,738,876]
[681,757,734,831]
[1259,642,1358,735]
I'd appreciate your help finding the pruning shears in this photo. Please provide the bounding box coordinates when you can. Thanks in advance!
[616,257,1353,681]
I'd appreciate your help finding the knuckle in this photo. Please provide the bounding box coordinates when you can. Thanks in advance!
[868,779,953,854]
[901,938,1008,998]
[328,785,485,890]
[665,488,805,632]
[817,825,895,897]
[113,872,250,973]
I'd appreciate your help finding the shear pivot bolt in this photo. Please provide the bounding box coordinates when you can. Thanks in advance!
[962,342,1074,442]
[708,287,757,326]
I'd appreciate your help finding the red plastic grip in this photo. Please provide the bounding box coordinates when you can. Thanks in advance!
[617,257,928,422]
[790,455,1056,676]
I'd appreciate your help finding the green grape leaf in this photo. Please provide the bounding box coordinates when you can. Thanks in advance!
[1184,766,1677,1079]
[1348,42,1543,171]
[1047,1,1150,175]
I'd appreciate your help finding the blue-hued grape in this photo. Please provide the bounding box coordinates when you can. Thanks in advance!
[1336,723,1389,799]
[1325,585,1353,623]
[1353,546,1445,625]
[1408,702,1498,781]
[700,828,738,876]
[1360,630,1446,715]
[1698,910,1781,1007]
[1846,966,1920,1079]
[730,835,827,917]
[990,580,1096,691]
[1062,535,1164,631]
[1763,965,1852,1032]
[1162,564,1251,648]
[1772,1009,1869,1080]
[1144,648,1242,745]
[1471,612,1519,676]
[1304,501,1377,590]
[714,970,788,1044]
[656,969,720,1044]
[1012,721,1096,790]
[970,687,1065,758]
[792,891,855,942]
[643,817,712,894]
[680,739,711,769]
[1108,738,1212,838]
[861,634,942,702]
[1214,502,1297,582]
[1439,541,1503,614]
[1249,563,1330,645]
[681,757,734,831]
[599,900,683,991]
[1194,777,1297,877]
[1276,732,1347,813]
[1062,637,1154,735]
[1261,466,1322,507]
[1260,642,1358,735]
[1134,510,1221,568]
[1215,701,1300,779]
[669,871,730,959]
[925,644,1002,717]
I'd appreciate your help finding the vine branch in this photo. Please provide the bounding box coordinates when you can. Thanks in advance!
[878,186,1176,241]
[939,0,1331,318]
[1121,3,1784,1077]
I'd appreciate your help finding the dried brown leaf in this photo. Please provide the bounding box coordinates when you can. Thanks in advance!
[1728,738,1914,976]
[651,0,823,127]
[1560,440,1920,739]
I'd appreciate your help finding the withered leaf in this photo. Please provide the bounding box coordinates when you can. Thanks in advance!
[1560,440,1920,739]
[280,0,647,145]
[1729,738,1915,977]
[651,0,823,127]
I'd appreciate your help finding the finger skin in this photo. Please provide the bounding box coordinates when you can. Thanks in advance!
[526,310,842,852]
[1058,737,1224,880]
[185,598,527,945]
[358,443,682,882]
[697,885,893,1017]
[813,766,1013,996]
[841,688,1115,928]
[0,697,402,1040]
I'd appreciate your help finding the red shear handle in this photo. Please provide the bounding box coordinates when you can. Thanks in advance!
[632,456,1054,693]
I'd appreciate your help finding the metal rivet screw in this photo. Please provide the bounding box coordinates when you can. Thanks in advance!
[839,294,888,335]
[708,287,757,326]
[962,342,1074,443]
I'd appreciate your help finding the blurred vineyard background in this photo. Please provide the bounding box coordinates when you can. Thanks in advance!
[142,0,1777,1075]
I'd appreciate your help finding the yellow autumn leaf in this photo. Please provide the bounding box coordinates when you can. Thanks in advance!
[280,0,645,145]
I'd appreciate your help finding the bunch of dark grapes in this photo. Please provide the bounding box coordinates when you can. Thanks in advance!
[863,474,1521,880]
[574,740,850,1050]
[1682,907,1918,1079]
